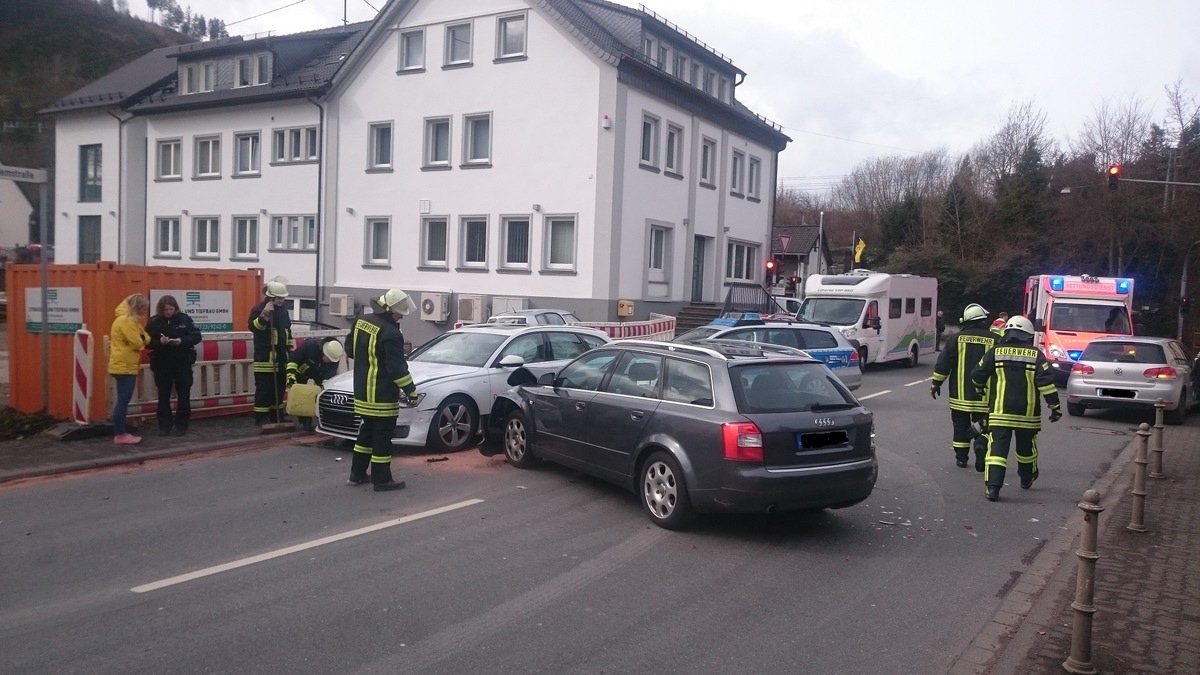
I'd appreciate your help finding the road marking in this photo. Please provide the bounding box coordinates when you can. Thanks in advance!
[904,378,932,387]
[131,499,484,593]
[858,390,891,400]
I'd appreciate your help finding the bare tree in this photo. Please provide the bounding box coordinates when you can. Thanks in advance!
[970,100,1058,194]
[1069,96,1152,169]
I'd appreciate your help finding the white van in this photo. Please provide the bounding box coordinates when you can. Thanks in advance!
[796,270,938,366]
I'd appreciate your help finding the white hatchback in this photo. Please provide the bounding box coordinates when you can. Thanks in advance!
[316,323,610,452]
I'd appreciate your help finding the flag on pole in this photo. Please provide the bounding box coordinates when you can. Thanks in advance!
[854,238,866,263]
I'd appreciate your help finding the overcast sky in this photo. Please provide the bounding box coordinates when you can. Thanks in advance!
[127,0,1200,193]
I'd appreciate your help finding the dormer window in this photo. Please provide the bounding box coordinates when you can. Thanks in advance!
[180,62,214,95]
[236,54,271,87]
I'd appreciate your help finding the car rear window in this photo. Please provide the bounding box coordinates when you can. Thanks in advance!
[1080,342,1166,364]
[797,329,838,349]
[730,362,856,413]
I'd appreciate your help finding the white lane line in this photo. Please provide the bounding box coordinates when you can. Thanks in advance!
[131,499,485,593]
[904,377,932,387]
[858,390,891,400]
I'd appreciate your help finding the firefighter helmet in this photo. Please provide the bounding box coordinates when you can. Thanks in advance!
[379,288,415,316]
[264,280,289,298]
[1004,315,1035,336]
[960,303,988,323]
[322,340,344,361]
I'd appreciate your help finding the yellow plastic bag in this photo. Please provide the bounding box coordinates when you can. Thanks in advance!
[286,383,322,418]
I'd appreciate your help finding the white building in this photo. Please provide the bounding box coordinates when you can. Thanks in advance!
[43,0,789,343]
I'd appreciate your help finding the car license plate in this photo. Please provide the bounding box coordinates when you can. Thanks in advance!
[798,431,849,450]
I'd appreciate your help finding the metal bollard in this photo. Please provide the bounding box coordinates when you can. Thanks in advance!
[1063,489,1104,675]
[1126,423,1150,533]
[1149,398,1165,479]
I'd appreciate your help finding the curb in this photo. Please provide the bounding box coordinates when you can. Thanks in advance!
[946,431,1140,675]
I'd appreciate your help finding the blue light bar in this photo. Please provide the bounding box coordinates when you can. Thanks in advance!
[1116,280,1131,294]
[1067,350,1082,360]
[1050,277,1065,291]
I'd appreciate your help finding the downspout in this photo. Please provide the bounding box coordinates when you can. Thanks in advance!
[104,107,129,263]
[306,94,325,317]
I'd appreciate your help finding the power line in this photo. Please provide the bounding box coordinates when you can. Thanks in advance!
[227,0,310,27]
[779,125,923,154]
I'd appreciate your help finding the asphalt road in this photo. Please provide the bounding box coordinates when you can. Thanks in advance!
[0,358,1141,675]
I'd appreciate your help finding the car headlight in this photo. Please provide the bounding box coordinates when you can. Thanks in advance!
[1048,345,1067,360]
[399,393,426,409]
[841,326,857,338]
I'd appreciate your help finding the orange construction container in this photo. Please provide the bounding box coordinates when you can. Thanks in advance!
[5,262,263,421]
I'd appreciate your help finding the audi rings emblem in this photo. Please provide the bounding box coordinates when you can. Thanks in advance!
[328,393,351,406]
[814,417,835,427]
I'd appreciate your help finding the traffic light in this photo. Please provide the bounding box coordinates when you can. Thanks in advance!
[1107,164,1120,192]
[765,258,777,284]
[1182,296,1191,314]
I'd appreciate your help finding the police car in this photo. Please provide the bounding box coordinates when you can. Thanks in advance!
[673,314,863,390]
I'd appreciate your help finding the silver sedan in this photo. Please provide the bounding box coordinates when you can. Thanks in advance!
[1064,336,1196,425]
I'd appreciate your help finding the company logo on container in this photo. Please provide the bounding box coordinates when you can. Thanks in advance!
[186,291,201,305]
[48,289,57,301]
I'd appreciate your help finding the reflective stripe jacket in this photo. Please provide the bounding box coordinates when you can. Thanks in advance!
[287,337,339,386]
[248,299,293,373]
[970,337,1060,430]
[932,322,996,413]
[349,309,414,418]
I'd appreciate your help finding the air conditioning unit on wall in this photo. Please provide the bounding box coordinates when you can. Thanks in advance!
[458,294,485,324]
[329,293,355,317]
[420,292,450,322]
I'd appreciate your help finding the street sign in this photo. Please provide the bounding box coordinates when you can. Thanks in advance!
[778,233,792,252]
[0,165,48,183]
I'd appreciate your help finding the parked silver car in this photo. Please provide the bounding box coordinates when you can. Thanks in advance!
[1064,336,1196,425]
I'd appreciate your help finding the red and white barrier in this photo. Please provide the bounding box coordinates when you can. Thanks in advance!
[575,313,676,341]
[73,324,94,424]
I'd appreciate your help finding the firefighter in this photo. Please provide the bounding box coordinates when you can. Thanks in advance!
[970,315,1062,502]
[286,337,344,431]
[347,289,418,492]
[930,303,995,471]
[990,312,1009,335]
[248,279,293,427]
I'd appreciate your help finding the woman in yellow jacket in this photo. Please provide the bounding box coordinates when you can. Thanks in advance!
[109,294,151,445]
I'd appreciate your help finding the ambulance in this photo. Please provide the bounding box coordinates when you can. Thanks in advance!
[1022,274,1135,385]
[796,270,938,366]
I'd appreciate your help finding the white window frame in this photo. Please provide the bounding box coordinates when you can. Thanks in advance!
[463,113,491,166]
[193,216,219,258]
[157,139,181,180]
[368,122,392,169]
[657,44,668,70]
[194,135,220,178]
[726,241,758,282]
[500,216,531,270]
[704,70,716,95]
[421,217,448,267]
[460,216,488,268]
[640,114,660,168]
[691,62,702,88]
[156,217,180,258]
[424,117,451,167]
[400,29,425,71]
[700,137,716,185]
[748,157,762,200]
[543,216,576,271]
[641,37,653,58]
[232,216,259,259]
[272,126,318,164]
[269,215,317,251]
[365,217,391,266]
[496,13,526,59]
[445,22,473,66]
[731,150,745,196]
[233,132,260,176]
[648,225,669,284]
[665,124,683,175]
[236,53,271,87]
[718,77,729,102]
[673,54,687,80]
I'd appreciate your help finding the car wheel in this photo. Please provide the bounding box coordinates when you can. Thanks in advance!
[640,451,694,530]
[1067,402,1085,417]
[502,410,538,468]
[905,344,919,368]
[1165,390,1186,426]
[857,347,868,372]
[429,396,478,452]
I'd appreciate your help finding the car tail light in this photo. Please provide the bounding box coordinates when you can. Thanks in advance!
[722,422,763,461]
[849,349,860,364]
[1071,363,1094,376]
[1143,367,1178,380]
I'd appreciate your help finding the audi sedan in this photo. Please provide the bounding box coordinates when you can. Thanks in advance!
[1064,336,1196,425]
[481,339,877,530]
[316,323,610,451]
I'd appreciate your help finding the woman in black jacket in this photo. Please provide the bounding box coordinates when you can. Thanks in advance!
[146,295,203,436]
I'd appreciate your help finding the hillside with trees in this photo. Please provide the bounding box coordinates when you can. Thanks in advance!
[778,91,1200,341]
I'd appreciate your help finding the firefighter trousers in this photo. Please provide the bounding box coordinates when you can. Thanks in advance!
[352,414,397,484]
[983,426,1039,489]
[253,368,287,425]
[950,409,988,463]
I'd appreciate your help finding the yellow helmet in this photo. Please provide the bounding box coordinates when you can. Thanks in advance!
[322,340,344,361]
[379,288,415,316]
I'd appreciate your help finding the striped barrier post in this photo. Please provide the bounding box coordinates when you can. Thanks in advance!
[72,324,93,424]
[575,313,677,342]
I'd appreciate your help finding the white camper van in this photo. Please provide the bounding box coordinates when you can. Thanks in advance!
[796,270,939,367]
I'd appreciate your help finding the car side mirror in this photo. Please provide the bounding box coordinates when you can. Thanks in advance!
[539,372,557,386]
[498,354,525,368]
[506,367,538,387]
[868,316,881,330]
[1033,319,1045,332]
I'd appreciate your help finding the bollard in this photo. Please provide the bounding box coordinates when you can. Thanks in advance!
[1149,398,1165,479]
[1063,489,1104,675]
[1126,423,1150,533]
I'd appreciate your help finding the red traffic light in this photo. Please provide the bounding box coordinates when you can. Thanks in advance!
[1107,164,1120,176]
[765,259,776,271]
[1107,164,1120,192]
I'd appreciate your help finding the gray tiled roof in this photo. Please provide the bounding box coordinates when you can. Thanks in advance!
[38,48,179,114]
[772,225,820,255]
